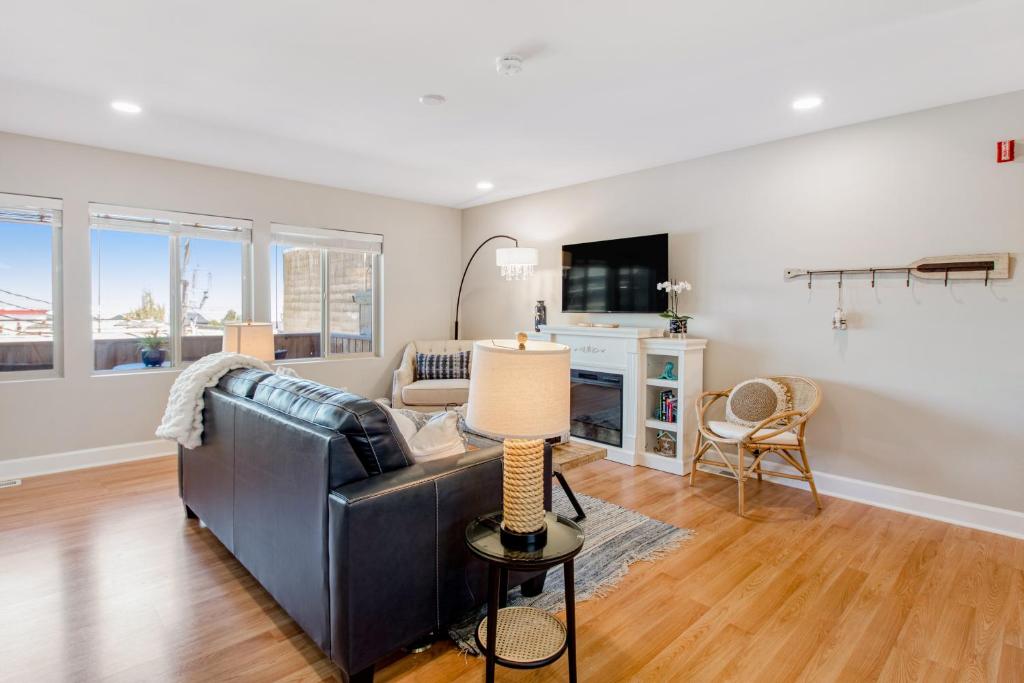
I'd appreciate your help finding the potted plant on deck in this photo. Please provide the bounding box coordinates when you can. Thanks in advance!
[139,329,167,367]
[656,279,693,337]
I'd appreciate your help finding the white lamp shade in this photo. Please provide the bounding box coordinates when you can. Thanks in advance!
[495,247,538,281]
[222,322,275,361]
[466,339,570,439]
[495,247,538,267]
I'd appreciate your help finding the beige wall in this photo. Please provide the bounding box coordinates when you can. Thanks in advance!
[461,91,1024,512]
[0,132,461,461]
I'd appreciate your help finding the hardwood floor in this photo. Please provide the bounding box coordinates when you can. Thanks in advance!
[1,455,1021,682]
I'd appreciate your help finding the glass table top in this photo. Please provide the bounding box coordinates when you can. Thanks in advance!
[466,511,584,568]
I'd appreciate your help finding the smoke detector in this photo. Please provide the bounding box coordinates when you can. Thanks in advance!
[496,55,523,76]
[419,94,447,106]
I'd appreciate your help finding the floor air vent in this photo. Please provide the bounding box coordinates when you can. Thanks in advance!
[0,479,22,489]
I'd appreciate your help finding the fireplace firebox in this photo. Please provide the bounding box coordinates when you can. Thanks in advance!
[569,369,623,447]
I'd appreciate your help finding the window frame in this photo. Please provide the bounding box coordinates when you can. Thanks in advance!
[270,223,382,363]
[89,203,253,374]
[0,193,63,381]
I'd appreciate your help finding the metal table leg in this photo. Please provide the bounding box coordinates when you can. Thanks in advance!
[554,471,586,521]
[565,558,577,683]
[486,563,499,683]
[498,568,508,608]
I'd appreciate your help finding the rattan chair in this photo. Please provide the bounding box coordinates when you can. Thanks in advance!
[690,376,823,515]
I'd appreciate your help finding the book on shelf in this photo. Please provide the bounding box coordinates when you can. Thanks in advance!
[656,389,678,423]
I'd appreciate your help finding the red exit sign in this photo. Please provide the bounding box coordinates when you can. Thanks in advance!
[996,140,1015,163]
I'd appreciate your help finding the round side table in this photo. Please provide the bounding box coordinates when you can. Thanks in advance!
[465,511,585,683]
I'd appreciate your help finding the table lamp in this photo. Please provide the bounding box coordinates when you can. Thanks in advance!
[466,334,570,550]
[222,322,275,362]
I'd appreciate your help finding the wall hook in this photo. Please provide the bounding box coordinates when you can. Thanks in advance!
[870,269,876,288]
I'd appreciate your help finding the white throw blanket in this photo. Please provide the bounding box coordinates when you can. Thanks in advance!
[156,352,271,449]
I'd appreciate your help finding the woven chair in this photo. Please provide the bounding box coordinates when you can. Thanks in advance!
[690,376,823,516]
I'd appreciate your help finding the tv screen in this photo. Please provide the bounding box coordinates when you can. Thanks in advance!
[562,234,669,313]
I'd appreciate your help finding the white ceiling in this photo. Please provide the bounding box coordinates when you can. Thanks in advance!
[1,1,1021,208]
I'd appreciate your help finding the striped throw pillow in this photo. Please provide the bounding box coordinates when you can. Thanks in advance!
[415,351,471,380]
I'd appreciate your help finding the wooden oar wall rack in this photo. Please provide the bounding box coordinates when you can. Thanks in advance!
[785,253,1010,289]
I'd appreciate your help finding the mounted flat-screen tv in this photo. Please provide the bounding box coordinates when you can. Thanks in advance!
[561,233,669,313]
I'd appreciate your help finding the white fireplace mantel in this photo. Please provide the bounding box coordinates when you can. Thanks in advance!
[535,324,663,338]
[528,326,706,476]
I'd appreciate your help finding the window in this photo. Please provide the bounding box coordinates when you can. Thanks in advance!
[0,194,62,377]
[270,224,381,360]
[90,204,252,372]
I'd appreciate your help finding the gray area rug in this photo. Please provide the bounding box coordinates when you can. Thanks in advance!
[449,487,693,654]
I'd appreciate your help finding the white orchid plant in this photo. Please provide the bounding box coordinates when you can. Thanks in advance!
[656,279,693,321]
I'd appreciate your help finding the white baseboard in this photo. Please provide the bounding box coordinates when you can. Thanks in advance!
[0,440,175,479]
[697,458,1024,540]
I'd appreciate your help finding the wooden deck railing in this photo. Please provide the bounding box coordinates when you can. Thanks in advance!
[0,332,373,372]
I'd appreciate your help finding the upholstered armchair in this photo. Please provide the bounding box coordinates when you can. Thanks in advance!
[391,340,476,411]
[691,375,823,516]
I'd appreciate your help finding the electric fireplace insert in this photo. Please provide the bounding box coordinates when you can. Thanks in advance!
[569,369,623,448]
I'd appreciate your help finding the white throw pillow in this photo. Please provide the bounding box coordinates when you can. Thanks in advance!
[407,411,466,462]
[377,401,466,462]
[384,406,418,444]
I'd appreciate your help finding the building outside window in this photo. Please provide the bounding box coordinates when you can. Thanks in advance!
[90,204,252,372]
[270,224,381,361]
[0,193,63,377]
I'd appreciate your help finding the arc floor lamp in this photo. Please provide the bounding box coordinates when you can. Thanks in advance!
[453,235,538,339]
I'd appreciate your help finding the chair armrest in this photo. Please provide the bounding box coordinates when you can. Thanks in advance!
[746,409,807,443]
[391,368,408,408]
[694,390,729,438]
[391,345,416,407]
[327,447,503,674]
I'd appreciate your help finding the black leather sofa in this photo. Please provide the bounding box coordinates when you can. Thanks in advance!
[177,369,546,682]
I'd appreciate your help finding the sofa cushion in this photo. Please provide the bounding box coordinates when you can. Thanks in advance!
[252,374,413,475]
[708,420,799,445]
[401,378,470,407]
[218,368,274,398]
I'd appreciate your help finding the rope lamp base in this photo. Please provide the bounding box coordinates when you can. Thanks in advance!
[501,438,548,551]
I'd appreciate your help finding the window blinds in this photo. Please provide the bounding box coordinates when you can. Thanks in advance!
[0,193,62,226]
[270,223,382,253]
[88,203,252,242]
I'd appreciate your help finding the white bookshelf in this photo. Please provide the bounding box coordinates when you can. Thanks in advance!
[638,337,706,476]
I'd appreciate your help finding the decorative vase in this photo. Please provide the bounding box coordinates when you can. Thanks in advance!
[141,348,166,367]
[666,318,687,337]
[534,300,547,332]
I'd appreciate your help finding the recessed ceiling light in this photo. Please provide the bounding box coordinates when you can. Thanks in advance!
[111,100,142,114]
[419,94,446,106]
[476,180,495,191]
[792,95,823,111]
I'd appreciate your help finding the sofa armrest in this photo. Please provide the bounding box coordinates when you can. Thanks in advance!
[391,343,417,408]
[327,447,503,674]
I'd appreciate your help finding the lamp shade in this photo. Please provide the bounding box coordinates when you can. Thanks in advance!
[495,247,538,280]
[222,322,275,361]
[466,339,570,439]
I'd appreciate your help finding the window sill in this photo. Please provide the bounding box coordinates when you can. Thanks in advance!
[0,370,62,384]
[92,367,181,378]
[274,353,379,365]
